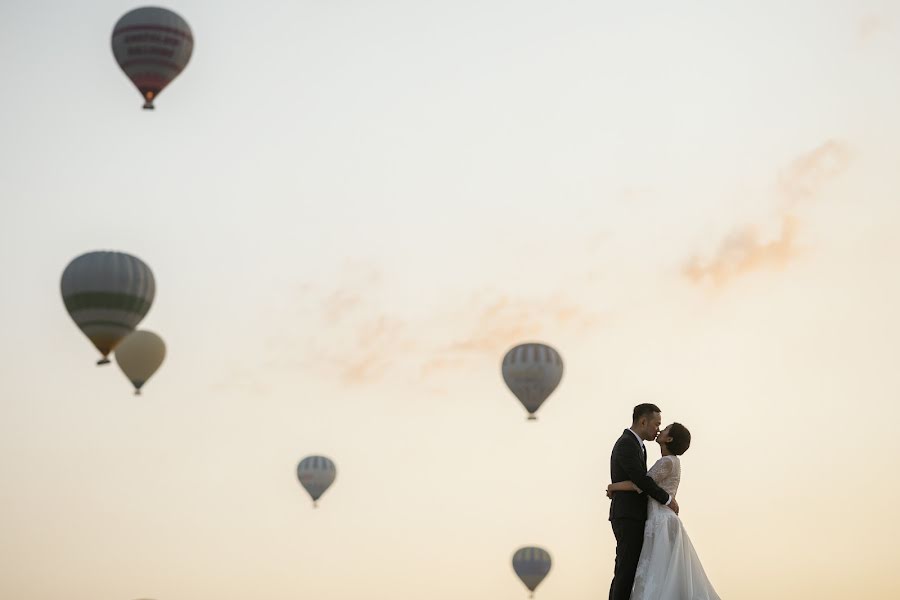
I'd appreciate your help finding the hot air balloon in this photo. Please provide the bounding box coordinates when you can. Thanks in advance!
[115,330,166,395]
[61,251,155,365]
[512,546,552,598]
[501,343,563,420]
[111,7,193,109]
[296,456,336,508]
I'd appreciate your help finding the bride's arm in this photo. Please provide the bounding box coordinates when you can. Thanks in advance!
[607,481,640,493]
[606,481,641,498]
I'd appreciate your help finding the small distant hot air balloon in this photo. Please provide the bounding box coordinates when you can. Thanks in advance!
[501,343,564,420]
[61,251,155,365]
[111,7,193,109]
[512,546,552,598]
[297,456,336,508]
[115,330,166,395]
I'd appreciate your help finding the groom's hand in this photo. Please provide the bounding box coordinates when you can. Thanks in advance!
[668,498,680,514]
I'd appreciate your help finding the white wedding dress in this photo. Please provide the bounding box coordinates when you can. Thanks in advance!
[631,455,721,600]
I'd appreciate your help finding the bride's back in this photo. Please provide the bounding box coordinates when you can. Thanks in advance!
[648,455,681,498]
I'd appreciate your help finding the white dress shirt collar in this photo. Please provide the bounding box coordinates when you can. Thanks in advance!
[628,428,645,450]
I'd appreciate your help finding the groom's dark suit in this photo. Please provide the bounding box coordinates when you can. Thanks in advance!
[609,429,672,600]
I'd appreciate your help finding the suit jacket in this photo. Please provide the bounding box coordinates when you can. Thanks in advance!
[609,429,671,521]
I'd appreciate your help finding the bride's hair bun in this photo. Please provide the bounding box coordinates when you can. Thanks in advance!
[668,423,691,455]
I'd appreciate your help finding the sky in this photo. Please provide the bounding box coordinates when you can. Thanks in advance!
[2,1,900,598]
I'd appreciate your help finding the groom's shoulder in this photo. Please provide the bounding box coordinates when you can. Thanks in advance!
[612,429,635,449]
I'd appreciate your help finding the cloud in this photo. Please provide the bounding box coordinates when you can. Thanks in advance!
[321,261,381,324]
[777,139,853,205]
[682,215,797,286]
[329,314,415,385]
[267,263,418,386]
[419,291,599,378]
[857,15,889,44]
[443,295,543,353]
[683,140,852,287]
[266,277,599,387]
[322,289,364,324]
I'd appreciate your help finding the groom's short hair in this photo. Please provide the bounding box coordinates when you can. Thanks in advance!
[632,403,661,422]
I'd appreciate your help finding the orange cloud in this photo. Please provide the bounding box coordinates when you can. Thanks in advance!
[444,295,543,353]
[683,215,797,286]
[322,289,363,324]
[683,140,852,287]
[331,315,414,385]
[271,279,599,386]
[321,262,381,324]
[420,292,599,377]
[777,139,853,205]
[857,15,888,44]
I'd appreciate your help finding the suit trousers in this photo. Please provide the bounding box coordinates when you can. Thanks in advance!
[609,518,645,600]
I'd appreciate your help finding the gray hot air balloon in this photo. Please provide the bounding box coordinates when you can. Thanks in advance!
[501,343,564,420]
[114,330,166,395]
[112,6,194,109]
[512,546,552,598]
[61,251,155,365]
[296,456,336,507]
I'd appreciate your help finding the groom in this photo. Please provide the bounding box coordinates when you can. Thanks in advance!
[608,403,679,600]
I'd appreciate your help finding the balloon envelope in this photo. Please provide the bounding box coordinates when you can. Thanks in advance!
[115,330,166,394]
[61,251,155,364]
[501,343,564,419]
[512,546,552,595]
[297,456,336,506]
[111,6,193,109]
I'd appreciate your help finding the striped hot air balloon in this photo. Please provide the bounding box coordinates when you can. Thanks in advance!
[114,330,166,395]
[501,343,564,420]
[61,251,155,365]
[111,7,193,109]
[512,546,552,598]
[296,456,336,507]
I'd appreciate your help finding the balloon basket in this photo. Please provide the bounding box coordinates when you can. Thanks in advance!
[97,357,111,365]
[527,415,537,421]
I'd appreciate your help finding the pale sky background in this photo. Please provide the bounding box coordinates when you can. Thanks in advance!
[2,1,900,598]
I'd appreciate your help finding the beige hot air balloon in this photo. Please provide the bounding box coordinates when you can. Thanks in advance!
[114,330,166,395]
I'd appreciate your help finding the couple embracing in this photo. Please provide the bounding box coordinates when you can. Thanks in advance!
[607,403,721,600]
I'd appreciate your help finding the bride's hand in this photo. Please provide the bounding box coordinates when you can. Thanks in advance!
[668,498,680,515]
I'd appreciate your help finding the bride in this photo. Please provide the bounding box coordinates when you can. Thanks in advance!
[606,423,721,600]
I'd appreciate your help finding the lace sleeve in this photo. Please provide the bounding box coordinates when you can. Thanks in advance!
[646,456,680,497]
[647,457,673,484]
[631,457,674,495]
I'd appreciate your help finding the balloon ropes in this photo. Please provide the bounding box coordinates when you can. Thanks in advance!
[115,330,166,395]
[297,456,337,508]
[112,7,193,109]
[61,251,155,365]
[501,343,564,420]
[512,546,552,598]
